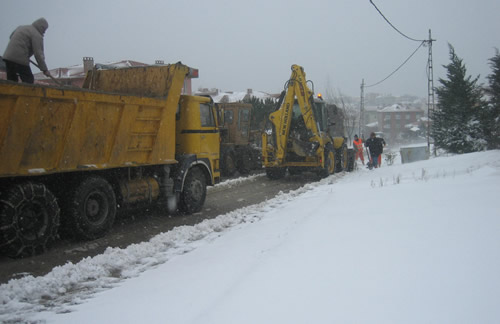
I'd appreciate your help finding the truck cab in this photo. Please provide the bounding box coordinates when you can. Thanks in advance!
[216,103,261,176]
[176,95,220,184]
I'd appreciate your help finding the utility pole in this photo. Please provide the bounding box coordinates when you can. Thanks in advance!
[426,29,436,153]
[360,79,365,138]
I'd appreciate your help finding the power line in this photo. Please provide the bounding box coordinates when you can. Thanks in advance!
[366,41,426,88]
[369,0,426,42]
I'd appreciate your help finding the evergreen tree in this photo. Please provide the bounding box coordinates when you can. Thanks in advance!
[431,44,486,153]
[243,97,277,131]
[484,49,500,149]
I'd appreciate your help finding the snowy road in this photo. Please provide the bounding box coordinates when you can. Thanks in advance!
[0,171,315,284]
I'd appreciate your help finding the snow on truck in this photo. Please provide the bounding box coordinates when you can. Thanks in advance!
[0,63,220,258]
[262,64,353,179]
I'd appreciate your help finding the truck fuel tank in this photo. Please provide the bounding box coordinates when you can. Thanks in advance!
[119,177,160,204]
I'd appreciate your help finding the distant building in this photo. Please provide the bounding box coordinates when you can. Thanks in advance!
[363,105,381,126]
[377,104,425,143]
[201,88,279,103]
[361,105,382,137]
[32,57,149,87]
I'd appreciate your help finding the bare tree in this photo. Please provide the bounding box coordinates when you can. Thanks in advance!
[323,81,359,145]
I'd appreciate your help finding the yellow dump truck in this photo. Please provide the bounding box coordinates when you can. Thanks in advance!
[0,63,220,258]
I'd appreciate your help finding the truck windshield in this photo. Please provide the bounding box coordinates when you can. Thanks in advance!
[224,110,233,125]
[312,101,327,131]
[239,108,250,123]
[200,103,215,127]
[292,103,302,123]
[239,108,250,136]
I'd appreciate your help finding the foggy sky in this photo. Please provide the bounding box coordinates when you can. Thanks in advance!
[1,0,499,98]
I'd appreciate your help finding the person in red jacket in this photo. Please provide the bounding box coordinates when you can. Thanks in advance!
[353,134,364,165]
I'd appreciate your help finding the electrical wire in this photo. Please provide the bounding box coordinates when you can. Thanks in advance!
[366,41,426,88]
[369,0,426,42]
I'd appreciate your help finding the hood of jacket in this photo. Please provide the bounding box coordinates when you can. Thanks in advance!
[32,18,48,35]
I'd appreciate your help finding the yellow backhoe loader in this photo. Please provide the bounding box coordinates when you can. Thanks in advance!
[262,64,348,179]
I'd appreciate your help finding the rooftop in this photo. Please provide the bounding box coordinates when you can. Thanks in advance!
[380,103,424,113]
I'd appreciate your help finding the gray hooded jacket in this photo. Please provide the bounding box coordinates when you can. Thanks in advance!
[3,18,49,71]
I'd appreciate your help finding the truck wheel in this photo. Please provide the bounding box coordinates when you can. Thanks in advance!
[0,182,60,258]
[347,148,356,172]
[265,167,286,180]
[65,176,116,240]
[179,167,207,214]
[222,152,236,177]
[319,147,335,178]
[335,145,348,172]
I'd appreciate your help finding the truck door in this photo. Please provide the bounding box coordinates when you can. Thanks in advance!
[199,101,219,157]
[176,96,219,165]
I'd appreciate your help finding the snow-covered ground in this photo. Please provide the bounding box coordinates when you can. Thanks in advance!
[1,149,500,324]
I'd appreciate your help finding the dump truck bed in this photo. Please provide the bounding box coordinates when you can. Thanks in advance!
[0,81,178,177]
[0,63,190,178]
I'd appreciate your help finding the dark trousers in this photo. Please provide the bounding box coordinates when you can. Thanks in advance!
[370,153,380,168]
[4,59,34,83]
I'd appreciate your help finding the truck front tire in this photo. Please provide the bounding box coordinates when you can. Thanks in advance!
[179,167,207,214]
[347,148,356,172]
[65,176,116,241]
[0,182,60,258]
[335,145,348,172]
[237,150,252,175]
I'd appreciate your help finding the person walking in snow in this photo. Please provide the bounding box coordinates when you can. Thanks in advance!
[3,18,51,83]
[364,132,384,168]
[377,136,387,167]
[353,134,365,165]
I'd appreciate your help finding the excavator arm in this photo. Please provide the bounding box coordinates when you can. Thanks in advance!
[264,64,324,165]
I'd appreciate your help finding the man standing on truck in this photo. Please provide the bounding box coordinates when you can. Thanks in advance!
[3,18,51,83]
[353,134,365,165]
[365,132,384,168]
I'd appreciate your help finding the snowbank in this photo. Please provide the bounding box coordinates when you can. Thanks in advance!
[1,150,499,324]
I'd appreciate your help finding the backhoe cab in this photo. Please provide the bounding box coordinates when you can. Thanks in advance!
[262,64,348,179]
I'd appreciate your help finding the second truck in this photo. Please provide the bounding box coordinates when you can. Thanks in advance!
[216,102,261,176]
[262,64,350,179]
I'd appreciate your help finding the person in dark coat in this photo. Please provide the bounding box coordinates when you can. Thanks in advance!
[3,18,51,83]
[364,132,384,168]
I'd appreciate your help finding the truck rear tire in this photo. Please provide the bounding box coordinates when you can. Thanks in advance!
[335,145,348,172]
[237,150,252,175]
[0,182,60,258]
[319,147,335,178]
[347,148,356,172]
[65,176,116,240]
[179,167,207,214]
[222,152,236,177]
